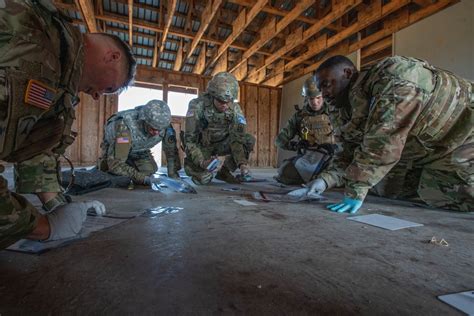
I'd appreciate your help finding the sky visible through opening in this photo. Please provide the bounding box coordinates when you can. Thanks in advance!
[118,86,197,167]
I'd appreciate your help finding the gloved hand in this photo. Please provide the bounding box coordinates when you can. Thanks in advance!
[327,197,363,214]
[46,201,106,241]
[307,178,327,196]
[240,164,250,176]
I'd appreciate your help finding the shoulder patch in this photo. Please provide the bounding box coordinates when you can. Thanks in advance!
[24,80,56,110]
[237,114,247,125]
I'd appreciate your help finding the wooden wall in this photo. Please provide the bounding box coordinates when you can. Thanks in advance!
[67,66,281,168]
[64,93,118,165]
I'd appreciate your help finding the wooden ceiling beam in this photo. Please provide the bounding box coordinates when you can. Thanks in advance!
[207,0,267,69]
[226,0,318,25]
[75,0,98,32]
[95,13,273,56]
[229,0,315,73]
[361,35,392,59]
[160,0,178,53]
[186,0,223,59]
[128,0,133,46]
[173,39,184,71]
[251,0,361,79]
[193,44,207,74]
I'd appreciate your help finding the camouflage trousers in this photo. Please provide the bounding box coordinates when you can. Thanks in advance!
[371,137,474,211]
[126,151,159,176]
[0,164,40,249]
[184,134,255,184]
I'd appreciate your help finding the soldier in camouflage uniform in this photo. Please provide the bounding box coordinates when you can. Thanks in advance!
[98,100,181,184]
[275,77,339,185]
[0,0,136,249]
[184,72,255,185]
[308,55,473,213]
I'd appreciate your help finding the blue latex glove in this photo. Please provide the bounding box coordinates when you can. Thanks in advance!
[327,197,363,214]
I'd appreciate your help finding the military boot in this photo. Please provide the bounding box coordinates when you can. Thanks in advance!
[215,167,241,184]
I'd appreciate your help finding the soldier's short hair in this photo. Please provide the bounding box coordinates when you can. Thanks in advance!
[101,33,137,92]
[316,55,355,74]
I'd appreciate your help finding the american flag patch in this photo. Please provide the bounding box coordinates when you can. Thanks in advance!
[24,80,56,110]
[117,137,130,144]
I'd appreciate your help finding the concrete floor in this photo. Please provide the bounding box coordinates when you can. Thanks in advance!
[0,168,473,314]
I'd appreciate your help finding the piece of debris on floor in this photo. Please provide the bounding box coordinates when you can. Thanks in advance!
[142,206,183,218]
[430,236,449,247]
[348,214,423,230]
[233,199,258,206]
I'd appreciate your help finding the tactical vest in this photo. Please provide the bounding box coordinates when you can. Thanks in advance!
[106,109,164,154]
[411,61,473,145]
[299,112,335,146]
[0,1,83,162]
[200,97,235,146]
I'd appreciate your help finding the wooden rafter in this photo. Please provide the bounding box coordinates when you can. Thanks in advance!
[229,0,315,74]
[160,0,178,53]
[193,44,207,74]
[173,39,184,71]
[128,0,133,46]
[208,0,267,69]
[278,0,459,86]
[75,0,98,33]
[250,0,362,79]
[186,0,223,60]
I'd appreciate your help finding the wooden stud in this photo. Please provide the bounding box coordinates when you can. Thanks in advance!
[75,0,98,33]
[128,0,133,46]
[160,0,178,53]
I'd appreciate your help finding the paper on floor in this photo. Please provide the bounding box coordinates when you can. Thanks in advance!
[348,214,423,230]
[438,290,474,315]
[233,199,258,206]
[7,215,129,254]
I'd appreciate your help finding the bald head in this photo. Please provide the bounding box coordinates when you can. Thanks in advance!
[314,55,357,107]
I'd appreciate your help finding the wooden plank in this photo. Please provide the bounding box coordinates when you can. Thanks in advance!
[128,0,133,46]
[245,85,259,166]
[285,34,327,70]
[230,0,315,73]
[193,44,207,74]
[173,39,184,71]
[269,88,280,167]
[361,35,392,59]
[208,0,267,69]
[226,0,319,25]
[79,94,101,164]
[160,0,177,53]
[75,0,98,33]
[211,51,227,76]
[186,0,223,59]
[254,0,362,75]
[257,87,270,167]
[234,60,248,81]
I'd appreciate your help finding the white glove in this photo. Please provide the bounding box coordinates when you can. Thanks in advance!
[307,178,327,196]
[46,201,106,241]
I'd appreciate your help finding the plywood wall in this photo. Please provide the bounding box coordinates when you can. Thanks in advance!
[67,67,281,168]
[64,93,118,165]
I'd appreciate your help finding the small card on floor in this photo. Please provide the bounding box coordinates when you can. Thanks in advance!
[233,199,258,206]
[348,214,423,230]
[438,290,474,315]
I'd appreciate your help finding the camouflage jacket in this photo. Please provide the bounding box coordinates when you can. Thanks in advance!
[184,93,249,166]
[100,108,180,182]
[0,0,84,162]
[319,56,474,200]
[275,100,340,151]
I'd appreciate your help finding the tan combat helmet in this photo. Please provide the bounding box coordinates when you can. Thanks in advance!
[207,72,239,102]
[301,77,322,98]
[137,99,171,130]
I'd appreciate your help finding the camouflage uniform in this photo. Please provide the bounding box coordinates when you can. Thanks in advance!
[184,72,255,184]
[98,100,181,183]
[275,78,339,185]
[319,56,474,211]
[0,0,85,248]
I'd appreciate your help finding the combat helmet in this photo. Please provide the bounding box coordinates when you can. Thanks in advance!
[207,72,239,102]
[301,77,321,98]
[137,99,171,130]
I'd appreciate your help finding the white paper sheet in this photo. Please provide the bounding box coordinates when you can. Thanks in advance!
[438,290,474,315]
[348,214,423,231]
[233,199,258,206]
